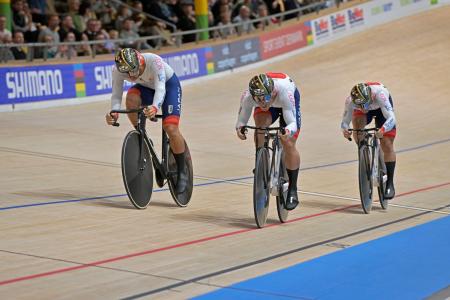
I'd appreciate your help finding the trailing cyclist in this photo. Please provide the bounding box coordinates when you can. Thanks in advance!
[105,48,188,195]
[341,82,397,199]
[236,73,302,210]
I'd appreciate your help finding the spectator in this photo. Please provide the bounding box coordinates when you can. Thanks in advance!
[56,31,77,58]
[92,33,112,54]
[231,0,258,19]
[28,0,47,24]
[255,3,276,29]
[58,15,84,41]
[115,5,132,32]
[41,34,58,58]
[68,0,85,33]
[119,18,152,50]
[10,31,28,60]
[91,0,117,29]
[140,18,174,48]
[217,10,235,38]
[211,0,232,25]
[84,19,108,41]
[109,29,119,40]
[12,0,28,32]
[38,14,60,44]
[177,0,197,43]
[79,1,97,25]
[21,1,40,43]
[77,33,92,56]
[232,5,255,33]
[131,1,147,33]
[0,35,14,61]
[0,15,12,42]
[146,0,178,29]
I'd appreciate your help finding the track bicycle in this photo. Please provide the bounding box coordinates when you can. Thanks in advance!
[241,126,290,228]
[110,108,193,209]
[348,128,388,213]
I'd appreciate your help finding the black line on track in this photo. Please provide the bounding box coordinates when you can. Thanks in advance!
[0,146,119,168]
[121,204,450,299]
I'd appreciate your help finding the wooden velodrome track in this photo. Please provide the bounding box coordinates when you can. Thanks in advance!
[1,7,449,299]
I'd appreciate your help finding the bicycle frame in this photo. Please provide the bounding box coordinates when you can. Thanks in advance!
[243,126,285,195]
[270,136,285,196]
[350,128,385,188]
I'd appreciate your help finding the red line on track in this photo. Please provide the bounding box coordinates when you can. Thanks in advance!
[1,181,449,286]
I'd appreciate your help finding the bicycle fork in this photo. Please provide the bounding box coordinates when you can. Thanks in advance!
[371,140,387,187]
[270,145,288,196]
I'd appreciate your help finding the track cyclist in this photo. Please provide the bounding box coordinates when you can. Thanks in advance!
[341,82,397,199]
[236,73,302,210]
[105,48,188,194]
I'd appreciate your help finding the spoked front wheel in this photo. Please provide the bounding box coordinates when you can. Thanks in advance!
[253,147,270,228]
[378,154,388,210]
[358,144,373,214]
[121,130,153,209]
[167,142,194,207]
[276,150,289,223]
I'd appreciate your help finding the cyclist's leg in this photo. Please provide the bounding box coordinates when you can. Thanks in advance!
[280,89,301,210]
[253,107,276,149]
[375,99,396,199]
[161,74,185,153]
[125,84,144,128]
[352,109,369,144]
[161,74,187,193]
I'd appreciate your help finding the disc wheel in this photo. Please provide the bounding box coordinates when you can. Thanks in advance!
[358,145,373,214]
[121,131,153,209]
[253,148,270,228]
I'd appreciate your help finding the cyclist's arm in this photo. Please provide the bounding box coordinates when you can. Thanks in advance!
[150,57,167,111]
[378,92,396,133]
[235,91,254,128]
[340,97,353,130]
[111,67,125,110]
[281,91,300,136]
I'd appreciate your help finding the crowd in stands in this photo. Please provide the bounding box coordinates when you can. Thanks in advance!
[0,0,328,61]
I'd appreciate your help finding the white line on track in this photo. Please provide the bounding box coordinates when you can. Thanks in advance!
[194,175,450,215]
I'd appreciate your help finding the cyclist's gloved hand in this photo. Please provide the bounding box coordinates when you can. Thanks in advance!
[144,105,158,119]
[375,128,384,138]
[106,112,118,125]
[236,127,246,140]
[342,129,351,139]
[280,128,291,140]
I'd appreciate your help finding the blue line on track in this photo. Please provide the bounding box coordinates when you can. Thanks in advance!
[0,176,252,211]
[1,137,449,211]
[193,215,450,300]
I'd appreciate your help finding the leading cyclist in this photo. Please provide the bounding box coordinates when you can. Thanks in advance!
[105,48,188,194]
